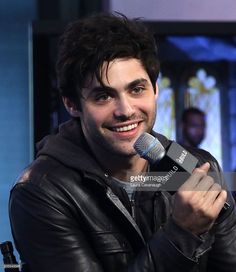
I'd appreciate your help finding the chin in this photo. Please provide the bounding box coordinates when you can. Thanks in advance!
[113,146,137,157]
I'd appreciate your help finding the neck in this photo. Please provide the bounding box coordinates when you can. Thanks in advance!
[109,156,148,181]
[95,152,148,181]
[183,139,198,148]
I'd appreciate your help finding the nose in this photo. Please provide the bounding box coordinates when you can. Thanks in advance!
[113,96,135,120]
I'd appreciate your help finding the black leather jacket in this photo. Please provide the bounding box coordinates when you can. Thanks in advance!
[9,119,236,272]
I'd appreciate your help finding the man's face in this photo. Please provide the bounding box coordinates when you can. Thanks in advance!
[78,58,158,158]
[183,113,206,148]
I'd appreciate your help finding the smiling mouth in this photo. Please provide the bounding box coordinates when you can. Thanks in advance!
[111,123,138,132]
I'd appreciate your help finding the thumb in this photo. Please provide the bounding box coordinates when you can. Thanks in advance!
[193,162,210,174]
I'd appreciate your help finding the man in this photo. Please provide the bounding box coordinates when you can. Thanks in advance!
[181,107,206,148]
[9,13,236,272]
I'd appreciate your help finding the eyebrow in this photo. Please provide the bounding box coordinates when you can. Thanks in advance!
[84,78,148,97]
[124,78,149,90]
[89,78,149,95]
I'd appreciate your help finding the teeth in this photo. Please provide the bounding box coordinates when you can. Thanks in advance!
[114,123,138,132]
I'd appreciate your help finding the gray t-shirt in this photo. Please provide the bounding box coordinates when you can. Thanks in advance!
[110,177,136,201]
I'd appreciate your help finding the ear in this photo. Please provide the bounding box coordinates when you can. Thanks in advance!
[62,97,80,117]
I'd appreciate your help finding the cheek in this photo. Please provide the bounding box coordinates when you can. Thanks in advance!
[81,106,107,128]
[141,98,156,113]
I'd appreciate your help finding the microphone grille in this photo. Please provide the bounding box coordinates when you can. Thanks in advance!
[134,132,165,164]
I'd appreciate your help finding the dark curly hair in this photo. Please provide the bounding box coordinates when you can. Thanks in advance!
[56,12,160,108]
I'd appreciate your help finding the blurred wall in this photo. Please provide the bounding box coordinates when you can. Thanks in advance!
[0,2,37,272]
[0,0,37,252]
[110,0,236,21]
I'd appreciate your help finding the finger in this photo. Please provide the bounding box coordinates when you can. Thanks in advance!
[211,190,227,216]
[193,162,210,174]
[179,171,206,191]
[202,182,222,206]
[179,163,210,192]
[195,175,215,196]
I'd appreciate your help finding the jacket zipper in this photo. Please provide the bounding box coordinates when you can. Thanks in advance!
[130,191,137,222]
[131,198,136,221]
[105,187,145,244]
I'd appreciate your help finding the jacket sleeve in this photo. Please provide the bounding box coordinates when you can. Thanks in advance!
[182,148,236,271]
[147,147,236,272]
[9,182,105,272]
[201,151,236,271]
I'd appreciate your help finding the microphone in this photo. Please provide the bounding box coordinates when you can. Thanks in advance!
[134,132,230,213]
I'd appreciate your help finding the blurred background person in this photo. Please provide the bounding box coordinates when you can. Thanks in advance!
[180,107,206,148]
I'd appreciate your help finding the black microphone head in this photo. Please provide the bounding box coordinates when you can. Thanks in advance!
[134,132,165,164]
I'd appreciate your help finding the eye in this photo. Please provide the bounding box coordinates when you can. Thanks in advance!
[94,92,112,102]
[131,86,145,94]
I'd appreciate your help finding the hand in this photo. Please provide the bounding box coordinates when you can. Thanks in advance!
[172,162,227,235]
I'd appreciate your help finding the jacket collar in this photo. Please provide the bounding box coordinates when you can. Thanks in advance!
[37,119,105,177]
